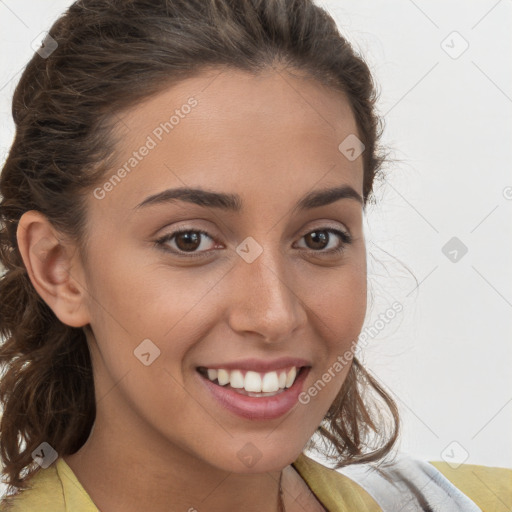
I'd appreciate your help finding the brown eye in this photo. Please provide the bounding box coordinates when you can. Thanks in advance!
[304,231,329,250]
[297,228,352,255]
[156,229,217,256]
[175,231,202,252]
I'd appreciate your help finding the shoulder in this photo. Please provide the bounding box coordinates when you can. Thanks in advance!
[0,458,98,512]
[292,453,382,511]
[428,459,512,512]
[0,462,65,512]
[336,451,512,512]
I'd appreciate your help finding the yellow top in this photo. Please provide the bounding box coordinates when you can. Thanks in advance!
[429,460,512,512]
[0,454,510,511]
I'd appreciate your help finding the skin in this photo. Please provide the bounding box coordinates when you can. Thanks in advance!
[17,67,367,512]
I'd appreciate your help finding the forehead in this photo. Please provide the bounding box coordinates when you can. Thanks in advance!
[117,66,359,145]
[91,67,364,218]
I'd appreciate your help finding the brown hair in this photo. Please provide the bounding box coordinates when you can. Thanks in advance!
[0,0,399,494]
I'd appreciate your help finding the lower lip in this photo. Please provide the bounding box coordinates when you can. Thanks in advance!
[197,368,309,420]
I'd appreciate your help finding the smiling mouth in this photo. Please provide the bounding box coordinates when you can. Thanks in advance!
[197,366,305,397]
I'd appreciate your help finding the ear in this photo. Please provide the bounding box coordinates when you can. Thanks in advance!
[16,210,91,328]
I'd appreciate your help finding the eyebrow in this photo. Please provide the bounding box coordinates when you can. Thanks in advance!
[134,184,363,212]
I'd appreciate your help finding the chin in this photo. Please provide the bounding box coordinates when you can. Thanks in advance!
[199,434,309,474]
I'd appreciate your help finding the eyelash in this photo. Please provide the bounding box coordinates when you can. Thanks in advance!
[154,227,353,259]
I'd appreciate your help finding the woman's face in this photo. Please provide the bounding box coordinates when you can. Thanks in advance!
[77,67,367,473]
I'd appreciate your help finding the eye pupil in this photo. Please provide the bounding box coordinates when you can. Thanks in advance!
[306,231,328,250]
[176,232,201,251]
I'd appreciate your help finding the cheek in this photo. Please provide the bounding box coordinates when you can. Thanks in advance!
[82,246,225,378]
[83,240,210,330]
[308,260,367,347]
[303,260,366,397]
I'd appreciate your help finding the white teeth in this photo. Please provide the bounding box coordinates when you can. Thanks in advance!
[244,371,262,392]
[217,369,230,386]
[230,370,244,389]
[261,371,279,393]
[203,366,301,394]
[278,371,287,389]
[285,367,297,388]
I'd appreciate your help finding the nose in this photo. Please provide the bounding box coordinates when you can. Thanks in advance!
[226,244,308,344]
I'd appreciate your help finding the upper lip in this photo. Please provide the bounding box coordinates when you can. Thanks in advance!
[197,357,311,373]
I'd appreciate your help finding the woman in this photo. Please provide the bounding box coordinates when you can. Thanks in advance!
[0,1,510,511]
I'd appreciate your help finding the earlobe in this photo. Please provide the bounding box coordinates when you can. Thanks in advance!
[16,210,91,328]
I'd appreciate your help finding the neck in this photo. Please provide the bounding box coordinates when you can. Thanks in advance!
[64,413,286,512]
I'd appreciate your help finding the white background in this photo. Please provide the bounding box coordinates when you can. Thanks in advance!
[1,0,511,494]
